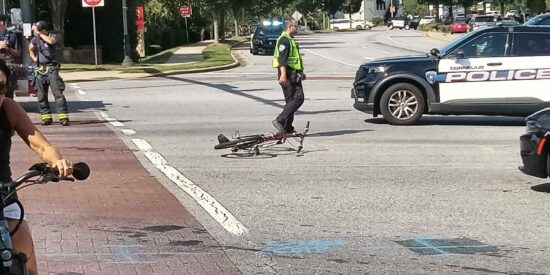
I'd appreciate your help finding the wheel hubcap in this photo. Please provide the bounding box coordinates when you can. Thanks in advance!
[388,90,418,120]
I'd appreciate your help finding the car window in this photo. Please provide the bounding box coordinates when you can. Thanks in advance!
[537,18,550,25]
[512,33,550,56]
[524,15,549,25]
[454,17,468,23]
[451,33,508,58]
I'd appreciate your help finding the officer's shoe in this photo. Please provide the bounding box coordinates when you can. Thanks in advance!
[59,118,70,126]
[41,119,52,126]
[272,120,285,133]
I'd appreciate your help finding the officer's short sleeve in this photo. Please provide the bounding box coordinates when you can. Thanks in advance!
[30,37,38,47]
[278,37,291,67]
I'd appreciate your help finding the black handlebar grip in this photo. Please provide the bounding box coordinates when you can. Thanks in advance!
[72,162,90,181]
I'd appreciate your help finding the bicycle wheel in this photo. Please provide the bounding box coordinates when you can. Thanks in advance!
[214,135,264,150]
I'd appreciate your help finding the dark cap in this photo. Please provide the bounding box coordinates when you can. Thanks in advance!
[0,14,7,23]
[35,21,49,31]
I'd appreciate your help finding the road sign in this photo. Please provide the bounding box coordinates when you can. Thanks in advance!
[82,0,104,8]
[179,6,192,17]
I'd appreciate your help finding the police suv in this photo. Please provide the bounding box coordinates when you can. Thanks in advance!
[352,25,550,125]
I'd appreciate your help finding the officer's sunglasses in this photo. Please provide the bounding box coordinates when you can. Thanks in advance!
[0,83,7,96]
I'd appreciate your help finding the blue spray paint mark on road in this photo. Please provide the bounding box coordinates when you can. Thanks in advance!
[261,239,345,255]
[414,237,449,255]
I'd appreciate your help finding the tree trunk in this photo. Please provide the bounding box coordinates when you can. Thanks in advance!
[303,15,308,30]
[234,18,239,37]
[47,0,67,48]
[500,2,505,16]
[220,11,225,42]
[448,5,453,21]
[435,1,440,22]
[212,10,219,44]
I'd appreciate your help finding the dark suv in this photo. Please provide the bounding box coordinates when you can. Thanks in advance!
[250,26,283,55]
[352,26,550,125]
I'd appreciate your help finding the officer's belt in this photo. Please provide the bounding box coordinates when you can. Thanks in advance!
[35,63,59,75]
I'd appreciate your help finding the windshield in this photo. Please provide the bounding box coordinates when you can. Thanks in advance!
[438,30,479,55]
[454,17,468,23]
[475,16,494,22]
[524,15,546,25]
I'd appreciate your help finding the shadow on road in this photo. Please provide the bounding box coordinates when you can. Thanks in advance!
[18,100,111,114]
[365,116,525,126]
[531,183,550,193]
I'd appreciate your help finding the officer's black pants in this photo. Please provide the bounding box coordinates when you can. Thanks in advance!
[276,79,304,132]
[34,67,68,118]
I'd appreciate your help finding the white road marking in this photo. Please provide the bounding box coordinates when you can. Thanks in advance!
[99,112,126,127]
[302,48,358,67]
[363,57,374,60]
[77,89,86,95]
[121,129,136,135]
[131,138,248,236]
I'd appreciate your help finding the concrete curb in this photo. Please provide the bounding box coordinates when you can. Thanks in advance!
[64,41,244,83]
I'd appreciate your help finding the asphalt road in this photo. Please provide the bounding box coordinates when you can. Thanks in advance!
[72,29,549,274]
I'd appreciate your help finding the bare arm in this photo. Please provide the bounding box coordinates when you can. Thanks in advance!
[37,33,56,45]
[28,42,37,63]
[4,99,72,176]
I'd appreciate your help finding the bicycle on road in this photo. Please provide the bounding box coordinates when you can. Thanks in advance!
[0,162,90,275]
[214,121,310,156]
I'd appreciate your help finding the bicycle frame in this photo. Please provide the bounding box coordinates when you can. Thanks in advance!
[215,121,310,156]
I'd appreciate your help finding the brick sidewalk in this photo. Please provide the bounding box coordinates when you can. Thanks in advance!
[10,99,240,274]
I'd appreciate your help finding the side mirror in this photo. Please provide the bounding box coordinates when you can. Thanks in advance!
[430,48,440,57]
[455,50,465,59]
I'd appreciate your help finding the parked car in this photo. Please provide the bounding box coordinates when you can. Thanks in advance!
[250,25,282,55]
[389,16,406,29]
[469,15,495,31]
[351,25,550,125]
[505,10,518,17]
[519,107,550,178]
[450,17,469,34]
[405,18,420,30]
[485,11,501,18]
[329,19,368,30]
[419,16,436,25]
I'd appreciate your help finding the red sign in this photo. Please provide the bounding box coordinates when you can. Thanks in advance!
[179,6,192,17]
[136,6,145,30]
[82,0,104,7]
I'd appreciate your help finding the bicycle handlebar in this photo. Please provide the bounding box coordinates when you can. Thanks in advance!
[2,162,90,190]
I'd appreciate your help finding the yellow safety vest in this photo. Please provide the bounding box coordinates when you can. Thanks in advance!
[272,31,303,71]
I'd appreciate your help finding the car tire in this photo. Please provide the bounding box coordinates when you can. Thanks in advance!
[380,83,425,125]
[356,25,363,30]
[389,24,394,30]
[252,47,258,55]
[405,25,410,30]
[333,27,339,31]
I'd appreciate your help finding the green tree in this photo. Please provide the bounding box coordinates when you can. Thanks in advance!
[403,0,428,16]
[341,0,362,28]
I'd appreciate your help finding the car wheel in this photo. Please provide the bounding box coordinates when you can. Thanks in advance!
[333,27,339,31]
[252,47,258,55]
[380,83,425,125]
[405,25,410,30]
[356,25,363,30]
[389,24,394,30]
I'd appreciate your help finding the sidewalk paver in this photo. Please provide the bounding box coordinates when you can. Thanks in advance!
[11,95,240,275]
[163,41,214,65]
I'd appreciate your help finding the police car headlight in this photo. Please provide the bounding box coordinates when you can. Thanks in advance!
[526,120,543,134]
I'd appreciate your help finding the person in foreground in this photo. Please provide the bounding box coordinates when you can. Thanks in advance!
[0,59,73,275]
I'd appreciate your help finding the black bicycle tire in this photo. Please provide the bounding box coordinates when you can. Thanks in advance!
[214,135,264,150]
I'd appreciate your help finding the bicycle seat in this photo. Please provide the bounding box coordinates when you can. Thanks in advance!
[217,134,230,144]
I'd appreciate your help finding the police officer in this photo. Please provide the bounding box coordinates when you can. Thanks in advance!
[0,14,21,99]
[28,21,69,126]
[272,18,306,134]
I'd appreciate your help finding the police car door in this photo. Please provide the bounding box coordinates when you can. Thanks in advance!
[506,31,550,106]
[438,32,510,104]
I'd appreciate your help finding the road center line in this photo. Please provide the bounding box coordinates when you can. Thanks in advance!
[131,138,248,236]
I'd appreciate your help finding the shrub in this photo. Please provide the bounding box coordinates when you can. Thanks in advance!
[437,24,451,33]
[371,16,385,26]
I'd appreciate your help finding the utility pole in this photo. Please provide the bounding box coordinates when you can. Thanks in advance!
[0,0,4,15]
[19,0,32,66]
[121,0,133,66]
